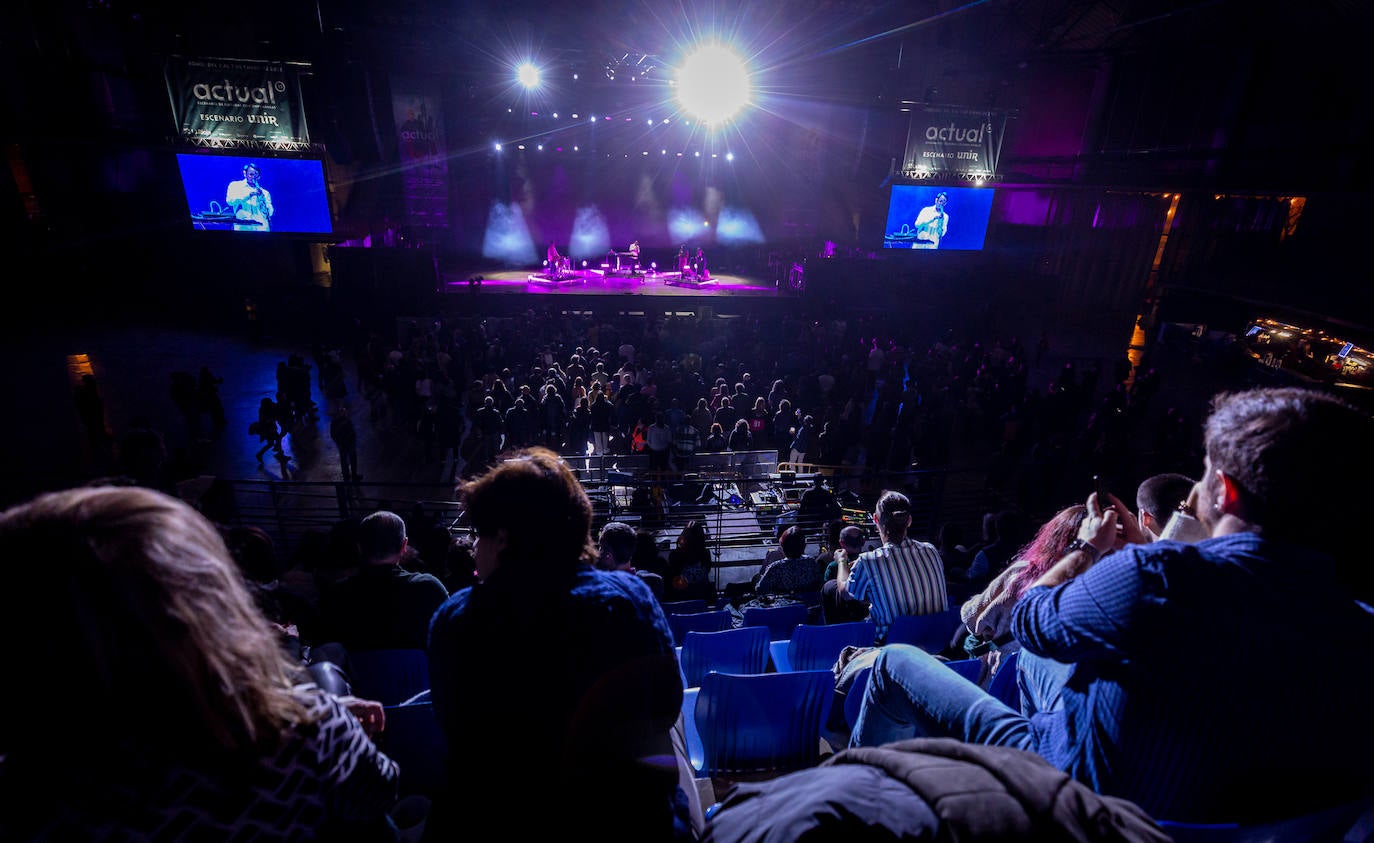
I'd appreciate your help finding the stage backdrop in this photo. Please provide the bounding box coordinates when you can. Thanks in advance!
[902,106,1006,179]
[390,77,449,230]
[165,57,311,148]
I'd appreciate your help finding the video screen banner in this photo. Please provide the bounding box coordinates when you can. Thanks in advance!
[176,153,333,234]
[882,185,994,251]
[166,57,310,146]
[901,107,1005,179]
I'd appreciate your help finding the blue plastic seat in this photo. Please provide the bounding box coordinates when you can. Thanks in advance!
[986,649,1020,710]
[346,648,430,706]
[944,657,981,684]
[668,607,734,645]
[885,608,961,651]
[678,625,770,688]
[1157,797,1373,842]
[690,670,834,777]
[741,602,811,642]
[379,700,446,796]
[770,620,876,673]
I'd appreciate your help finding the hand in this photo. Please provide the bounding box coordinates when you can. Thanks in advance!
[1099,490,1148,547]
[337,695,386,736]
[1079,491,1120,556]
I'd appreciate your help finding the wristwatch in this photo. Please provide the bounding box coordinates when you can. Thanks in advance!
[1065,538,1102,562]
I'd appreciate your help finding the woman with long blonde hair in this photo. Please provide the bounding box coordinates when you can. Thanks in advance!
[0,485,399,840]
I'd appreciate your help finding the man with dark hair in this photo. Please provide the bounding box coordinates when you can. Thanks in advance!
[1134,472,1195,541]
[315,509,449,651]
[597,520,665,598]
[850,387,1374,825]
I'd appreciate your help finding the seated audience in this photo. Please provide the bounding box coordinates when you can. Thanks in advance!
[0,485,399,840]
[426,448,694,841]
[850,387,1374,824]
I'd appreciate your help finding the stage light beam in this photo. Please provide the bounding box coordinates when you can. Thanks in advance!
[676,45,751,124]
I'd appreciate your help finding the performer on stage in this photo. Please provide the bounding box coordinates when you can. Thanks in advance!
[628,240,640,267]
[694,246,708,280]
[547,242,567,276]
[677,244,689,276]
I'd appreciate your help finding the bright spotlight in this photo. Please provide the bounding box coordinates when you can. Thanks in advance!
[494,143,502,151]
[676,44,751,123]
[517,63,541,89]
[726,152,734,161]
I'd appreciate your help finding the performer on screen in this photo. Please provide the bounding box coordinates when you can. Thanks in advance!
[911,191,948,249]
[225,162,274,232]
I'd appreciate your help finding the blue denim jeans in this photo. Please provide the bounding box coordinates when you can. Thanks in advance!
[849,643,1038,752]
[1017,649,1073,717]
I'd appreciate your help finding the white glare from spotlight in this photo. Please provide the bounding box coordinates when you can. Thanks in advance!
[726,153,734,161]
[517,63,540,89]
[676,45,750,123]
[495,143,502,151]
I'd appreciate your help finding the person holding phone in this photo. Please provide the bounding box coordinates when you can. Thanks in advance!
[848,386,1374,825]
[225,162,274,232]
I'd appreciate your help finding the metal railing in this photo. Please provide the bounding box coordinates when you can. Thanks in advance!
[211,455,1014,564]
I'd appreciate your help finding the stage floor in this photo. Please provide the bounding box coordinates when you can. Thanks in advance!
[440,266,789,299]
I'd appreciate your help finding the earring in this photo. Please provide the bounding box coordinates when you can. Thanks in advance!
[1212,500,1222,514]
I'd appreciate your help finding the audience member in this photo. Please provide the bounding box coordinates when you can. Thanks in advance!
[598,520,666,599]
[824,490,946,642]
[665,518,715,603]
[754,525,823,596]
[961,509,1028,592]
[849,387,1374,824]
[1134,472,1195,541]
[0,485,399,840]
[316,509,450,652]
[958,504,1087,688]
[426,447,694,841]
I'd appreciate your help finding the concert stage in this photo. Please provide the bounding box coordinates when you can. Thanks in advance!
[440,265,787,300]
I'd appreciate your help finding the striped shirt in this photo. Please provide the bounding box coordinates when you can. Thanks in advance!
[846,537,947,642]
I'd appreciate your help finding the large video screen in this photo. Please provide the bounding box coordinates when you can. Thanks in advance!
[175,153,333,234]
[881,185,994,251]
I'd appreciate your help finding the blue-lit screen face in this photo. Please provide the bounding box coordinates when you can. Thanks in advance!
[176,153,333,234]
[881,185,994,251]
